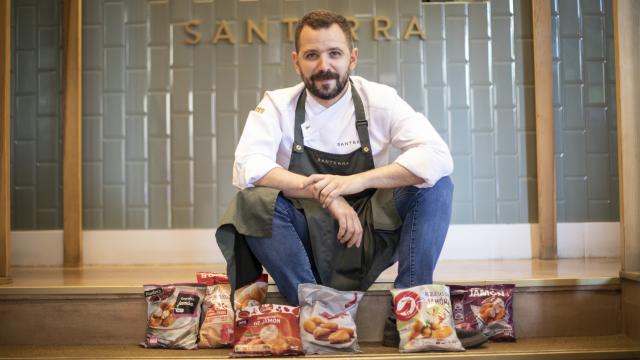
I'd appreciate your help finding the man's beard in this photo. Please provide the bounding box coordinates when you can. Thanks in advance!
[302,70,350,100]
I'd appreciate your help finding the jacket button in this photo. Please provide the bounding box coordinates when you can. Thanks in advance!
[295,144,302,151]
[363,146,370,153]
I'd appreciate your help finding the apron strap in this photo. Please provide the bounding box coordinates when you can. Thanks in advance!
[350,79,373,154]
[293,90,306,153]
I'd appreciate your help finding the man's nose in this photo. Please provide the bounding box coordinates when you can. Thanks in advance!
[317,53,331,71]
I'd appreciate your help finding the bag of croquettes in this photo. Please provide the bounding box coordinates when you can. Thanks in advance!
[391,284,464,352]
[298,283,364,354]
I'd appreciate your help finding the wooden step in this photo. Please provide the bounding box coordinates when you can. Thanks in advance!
[1,336,639,359]
[0,283,622,344]
[0,259,625,347]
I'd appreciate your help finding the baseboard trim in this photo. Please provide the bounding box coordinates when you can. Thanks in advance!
[621,271,640,282]
[10,222,620,265]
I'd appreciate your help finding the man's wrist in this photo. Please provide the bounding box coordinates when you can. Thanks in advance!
[351,173,369,192]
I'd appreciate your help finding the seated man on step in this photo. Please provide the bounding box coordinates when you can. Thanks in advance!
[216,9,483,348]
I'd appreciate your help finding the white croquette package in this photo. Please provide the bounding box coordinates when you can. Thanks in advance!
[298,283,364,354]
[142,283,206,349]
[196,273,234,348]
[391,284,464,352]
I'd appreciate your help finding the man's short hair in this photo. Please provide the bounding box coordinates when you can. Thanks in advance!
[294,10,353,52]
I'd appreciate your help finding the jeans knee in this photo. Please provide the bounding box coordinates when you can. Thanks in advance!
[432,176,453,199]
[396,176,453,202]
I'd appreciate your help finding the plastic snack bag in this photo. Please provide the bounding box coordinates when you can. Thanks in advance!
[142,283,206,349]
[298,283,364,354]
[232,304,304,357]
[196,272,234,348]
[391,284,464,352]
[234,274,268,310]
[450,284,516,341]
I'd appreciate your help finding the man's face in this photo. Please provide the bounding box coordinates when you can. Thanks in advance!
[292,24,358,103]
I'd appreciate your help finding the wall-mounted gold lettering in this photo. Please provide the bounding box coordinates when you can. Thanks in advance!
[212,20,235,44]
[184,17,430,45]
[373,16,392,40]
[345,16,359,41]
[184,19,201,45]
[282,17,297,43]
[247,18,268,44]
[403,16,425,40]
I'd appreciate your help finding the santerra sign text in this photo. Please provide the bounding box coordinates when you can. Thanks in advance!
[183,16,426,45]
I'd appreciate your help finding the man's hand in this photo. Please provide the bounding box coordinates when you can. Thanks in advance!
[302,174,365,208]
[326,196,362,248]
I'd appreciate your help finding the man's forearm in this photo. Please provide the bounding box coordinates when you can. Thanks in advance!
[357,163,423,189]
[255,167,314,198]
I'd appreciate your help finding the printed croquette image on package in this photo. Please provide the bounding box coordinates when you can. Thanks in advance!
[234,274,268,310]
[141,283,206,349]
[450,284,516,341]
[391,284,464,352]
[196,272,234,348]
[298,283,364,354]
[232,304,304,357]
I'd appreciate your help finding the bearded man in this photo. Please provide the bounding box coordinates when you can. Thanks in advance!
[216,9,484,348]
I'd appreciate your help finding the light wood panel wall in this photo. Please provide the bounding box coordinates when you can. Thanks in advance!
[0,0,12,283]
[532,0,557,259]
[614,0,640,276]
[63,0,83,266]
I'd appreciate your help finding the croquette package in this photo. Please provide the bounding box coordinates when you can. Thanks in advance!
[298,283,364,354]
[196,273,234,348]
[232,304,304,357]
[142,283,206,349]
[391,284,464,352]
[234,274,268,310]
[450,284,516,341]
[196,273,269,348]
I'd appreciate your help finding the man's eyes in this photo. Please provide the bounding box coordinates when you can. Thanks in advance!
[303,51,343,60]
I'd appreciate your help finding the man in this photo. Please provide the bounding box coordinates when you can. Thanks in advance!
[216,9,484,348]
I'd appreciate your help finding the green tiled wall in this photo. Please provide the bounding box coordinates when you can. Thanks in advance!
[9,0,618,229]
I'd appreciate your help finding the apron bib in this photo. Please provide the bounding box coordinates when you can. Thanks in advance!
[216,80,402,292]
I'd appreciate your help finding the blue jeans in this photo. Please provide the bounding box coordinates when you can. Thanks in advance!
[245,176,453,305]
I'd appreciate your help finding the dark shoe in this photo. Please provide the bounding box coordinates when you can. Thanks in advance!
[382,317,399,347]
[456,328,489,349]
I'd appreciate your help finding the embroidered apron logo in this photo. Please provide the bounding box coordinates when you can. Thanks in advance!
[314,157,350,167]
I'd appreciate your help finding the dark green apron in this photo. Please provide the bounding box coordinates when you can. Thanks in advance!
[216,81,402,294]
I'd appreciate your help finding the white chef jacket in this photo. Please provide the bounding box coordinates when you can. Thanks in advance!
[232,76,453,189]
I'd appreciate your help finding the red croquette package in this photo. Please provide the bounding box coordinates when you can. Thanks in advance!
[232,304,304,357]
[234,274,268,310]
[449,284,516,341]
[196,272,234,348]
[141,283,206,349]
[298,283,364,354]
[391,284,464,352]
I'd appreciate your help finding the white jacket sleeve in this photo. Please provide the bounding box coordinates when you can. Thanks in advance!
[389,93,453,188]
[232,94,284,189]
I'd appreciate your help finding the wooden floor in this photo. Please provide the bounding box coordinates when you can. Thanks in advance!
[1,336,639,359]
[0,258,621,294]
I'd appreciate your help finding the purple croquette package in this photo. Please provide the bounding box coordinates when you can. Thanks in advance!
[449,284,516,342]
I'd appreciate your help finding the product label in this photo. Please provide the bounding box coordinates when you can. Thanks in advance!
[145,287,162,298]
[174,292,200,316]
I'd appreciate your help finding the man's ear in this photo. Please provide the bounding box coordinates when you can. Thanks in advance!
[349,47,359,72]
[291,51,302,76]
